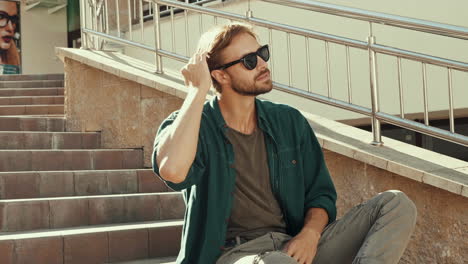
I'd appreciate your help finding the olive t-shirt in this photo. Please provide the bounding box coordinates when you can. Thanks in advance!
[225,127,286,241]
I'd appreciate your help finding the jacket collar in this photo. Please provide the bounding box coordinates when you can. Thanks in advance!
[209,96,274,140]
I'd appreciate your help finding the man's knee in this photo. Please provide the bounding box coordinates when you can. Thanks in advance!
[256,251,297,264]
[378,190,417,221]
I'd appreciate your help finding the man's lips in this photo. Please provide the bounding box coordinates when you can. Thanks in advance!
[2,36,12,43]
[256,70,270,81]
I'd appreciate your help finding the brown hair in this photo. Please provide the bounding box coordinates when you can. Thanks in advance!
[196,22,257,93]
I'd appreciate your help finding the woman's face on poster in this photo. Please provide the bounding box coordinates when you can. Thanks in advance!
[0,2,18,51]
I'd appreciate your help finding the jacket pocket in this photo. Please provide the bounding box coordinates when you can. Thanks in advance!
[278,149,299,169]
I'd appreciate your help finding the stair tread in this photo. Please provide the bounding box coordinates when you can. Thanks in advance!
[0,115,65,118]
[0,191,181,203]
[0,74,64,81]
[0,168,153,175]
[0,104,64,108]
[0,95,64,98]
[111,257,177,264]
[0,220,184,240]
[0,149,142,151]
[0,115,65,119]
[0,131,99,134]
[0,114,64,117]
[0,80,62,83]
[0,87,64,90]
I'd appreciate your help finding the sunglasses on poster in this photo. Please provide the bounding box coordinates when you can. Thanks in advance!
[0,12,19,28]
[213,45,270,71]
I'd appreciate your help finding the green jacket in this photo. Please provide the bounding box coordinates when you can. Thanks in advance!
[152,96,337,264]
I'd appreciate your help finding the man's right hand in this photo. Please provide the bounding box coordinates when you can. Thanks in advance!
[181,51,212,93]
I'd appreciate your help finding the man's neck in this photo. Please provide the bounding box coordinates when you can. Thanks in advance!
[218,92,257,135]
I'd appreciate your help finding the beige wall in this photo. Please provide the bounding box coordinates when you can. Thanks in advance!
[20,3,67,74]
[63,57,468,264]
[63,57,183,168]
[118,0,468,121]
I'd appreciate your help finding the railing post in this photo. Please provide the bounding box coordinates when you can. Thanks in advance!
[92,0,99,50]
[80,0,88,49]
[367,23,383,146]
[97,0,105,50]
[153,2,163,74]
[246,0,253,18]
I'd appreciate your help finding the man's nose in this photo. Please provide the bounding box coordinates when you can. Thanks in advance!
[5,20,14,31]
[256,55,268,69]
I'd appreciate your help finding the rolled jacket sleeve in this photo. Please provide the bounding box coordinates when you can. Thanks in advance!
[300,117,337,225]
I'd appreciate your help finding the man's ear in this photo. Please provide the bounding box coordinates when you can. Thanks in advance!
[211,70,230,86]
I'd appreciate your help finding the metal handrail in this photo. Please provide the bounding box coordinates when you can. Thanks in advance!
[143,0,221,20]
[261,0,468,40]
[154,0,468,72]
[79,0,468,147]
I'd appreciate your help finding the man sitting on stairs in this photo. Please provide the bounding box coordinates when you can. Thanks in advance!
[152,22,417,264]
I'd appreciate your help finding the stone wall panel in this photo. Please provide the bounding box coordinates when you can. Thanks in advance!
[325,151,468,264]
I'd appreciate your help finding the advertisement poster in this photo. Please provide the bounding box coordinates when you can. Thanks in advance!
[0,0,20,74]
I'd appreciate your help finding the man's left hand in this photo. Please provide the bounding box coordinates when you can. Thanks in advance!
[283,228,321,264]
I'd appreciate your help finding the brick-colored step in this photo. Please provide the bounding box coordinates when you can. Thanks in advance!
[0,131,100,149]
[0,220,183,264]
[0,149,143,172]
[0,192,184,232]
[0,96,64,105]
[0,169,171,199]
[112,257,177,264]
[0,105,64,116]
[0,74,63,81]
[0,80,63,88]
[0,87,64,96]
[0,116,65,131]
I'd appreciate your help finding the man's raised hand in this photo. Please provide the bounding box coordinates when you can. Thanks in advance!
[181,51,212,93]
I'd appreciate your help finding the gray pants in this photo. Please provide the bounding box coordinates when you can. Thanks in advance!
[216,190,417,264]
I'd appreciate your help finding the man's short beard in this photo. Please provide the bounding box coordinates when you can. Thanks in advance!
[230,69,273,96]
[0,43,11,50]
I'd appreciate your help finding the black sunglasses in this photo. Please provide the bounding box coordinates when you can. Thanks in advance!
[0,12,19,28]
[213,45,270,71]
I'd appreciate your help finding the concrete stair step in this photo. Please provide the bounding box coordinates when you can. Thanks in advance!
[0,131,100,149]
[0,192,184,232]
[0,220,183,264]
[0,96,64,105]
[0,74,64,81]
[0,116,65,131]
[0,105,64,116]
[0,80,64,88]
[111,256,177,264]
[0,169,171,199]
[0,149,144,172]
[0,87,64,96]
[2,114,66,117]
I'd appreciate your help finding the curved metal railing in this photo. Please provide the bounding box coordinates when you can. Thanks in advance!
[79,0,468,147]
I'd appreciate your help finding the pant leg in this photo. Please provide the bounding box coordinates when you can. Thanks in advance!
[312,190,417,264]
[217,232,298,264]
[252,251,298,264]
